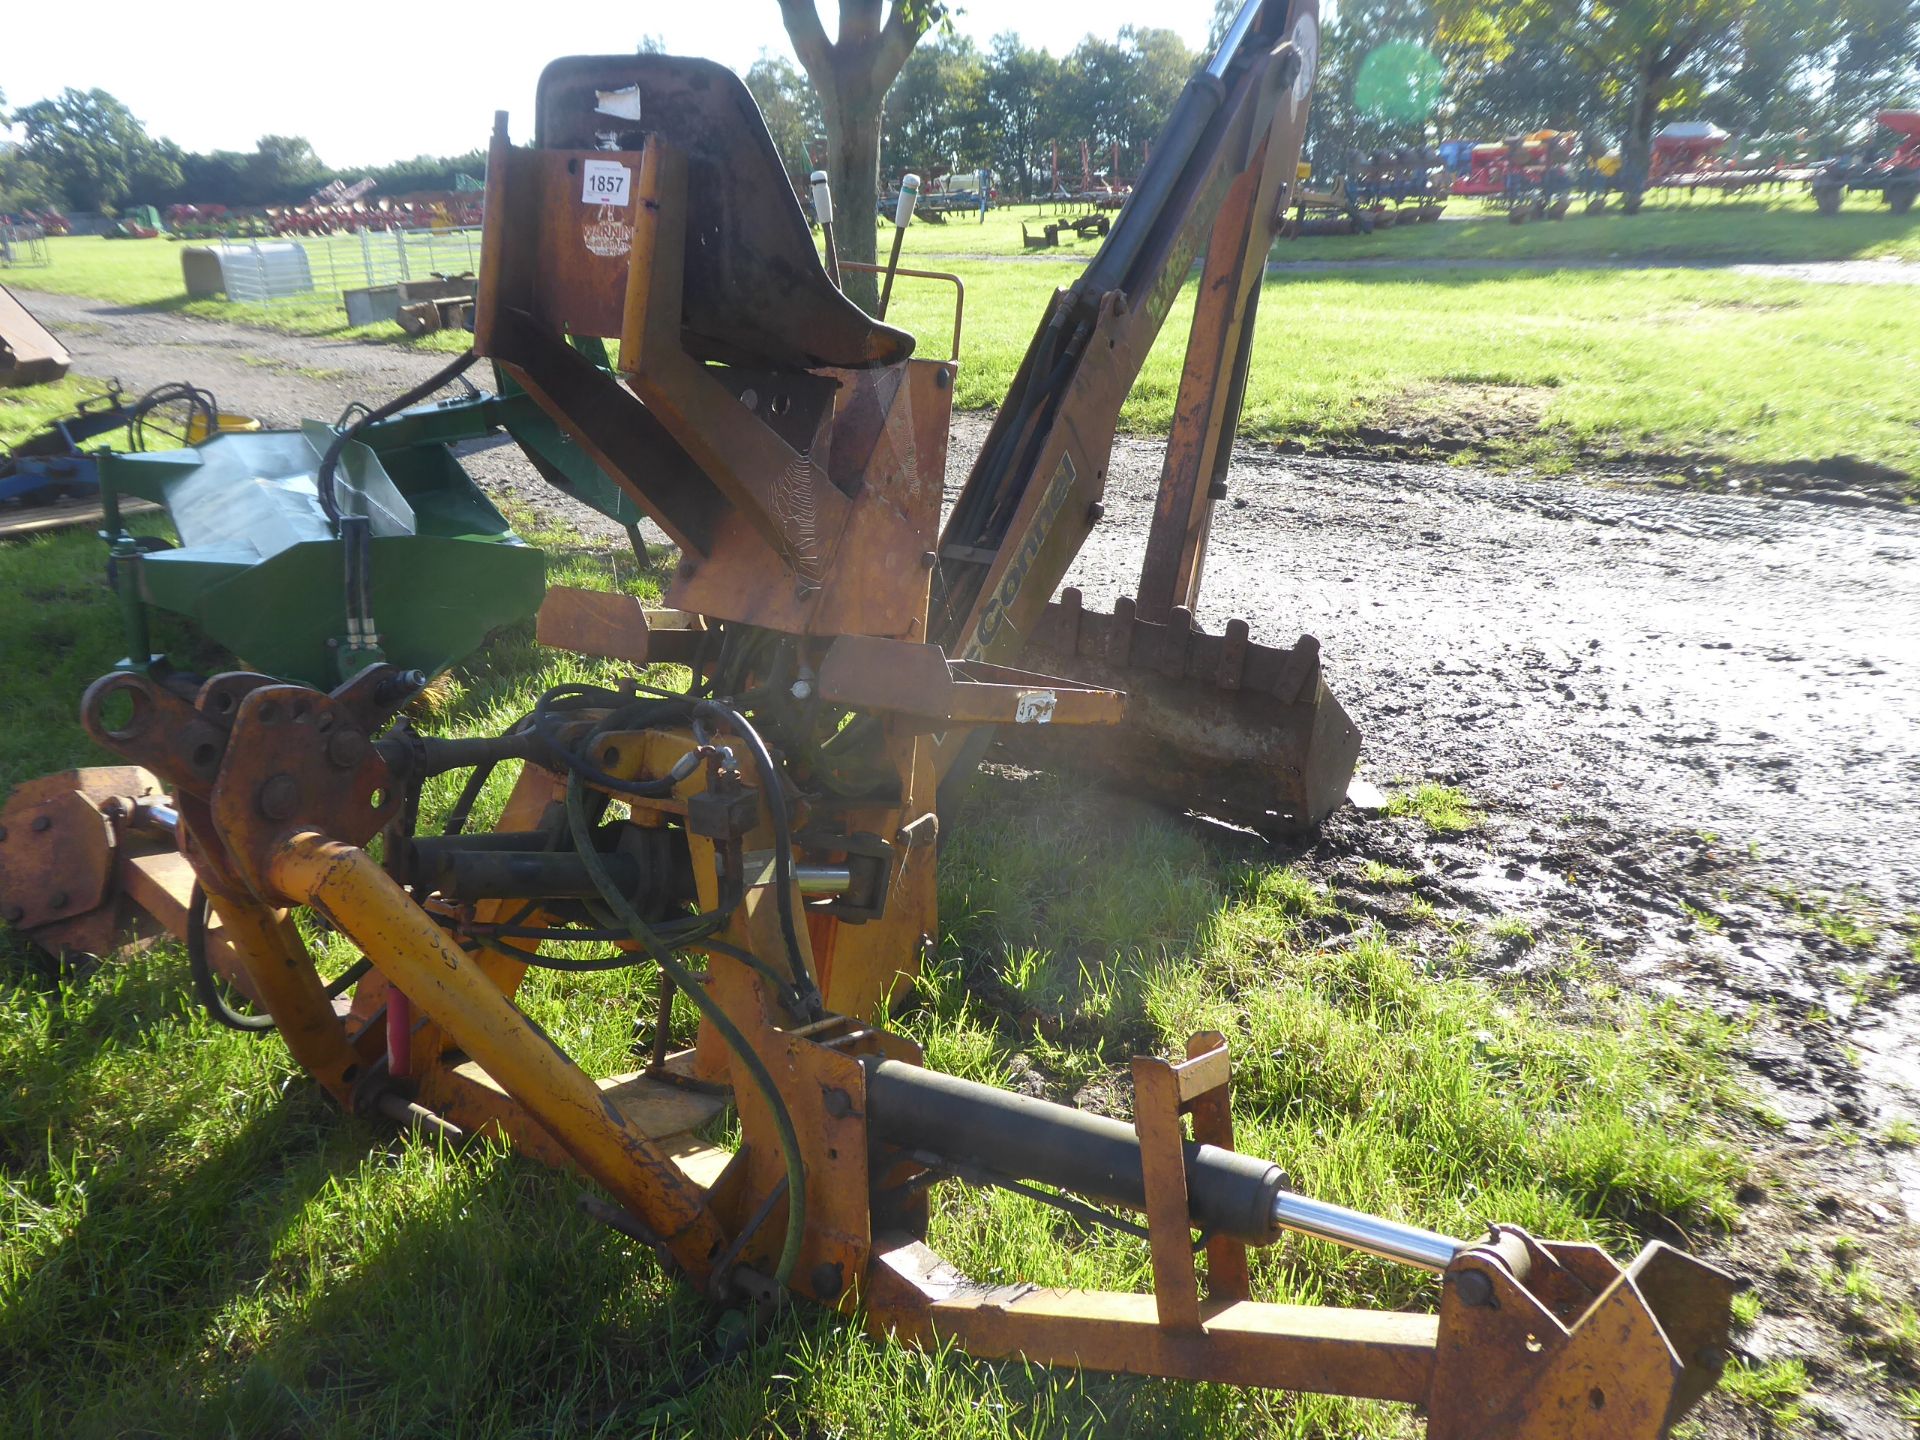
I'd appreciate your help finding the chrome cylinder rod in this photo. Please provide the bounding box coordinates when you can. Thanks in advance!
[1270,1190,1465,1272]
[131,800,179,834]
[794,865,853,896]
[1207,0,1264,77]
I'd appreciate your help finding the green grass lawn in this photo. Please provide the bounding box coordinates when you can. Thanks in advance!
[884,189,1920,264]
[0,374,127,446]
[1282,189,1920,265]
[882,257,1920,485]
[13,236,470,354]
[0,510,1757,1438]
[15,212,1920,488]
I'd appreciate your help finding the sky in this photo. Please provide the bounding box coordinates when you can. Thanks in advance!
[1,1,1225,169]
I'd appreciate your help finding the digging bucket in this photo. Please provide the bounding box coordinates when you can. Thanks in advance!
[993,588,1360,835]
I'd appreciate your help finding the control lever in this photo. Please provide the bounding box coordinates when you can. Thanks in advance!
[878,172,919,320]
[810,169,841,292]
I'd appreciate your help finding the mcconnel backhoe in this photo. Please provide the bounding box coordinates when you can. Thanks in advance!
[0,3,1731,1432]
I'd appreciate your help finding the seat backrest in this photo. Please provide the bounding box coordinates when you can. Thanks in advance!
[533,56,912,372]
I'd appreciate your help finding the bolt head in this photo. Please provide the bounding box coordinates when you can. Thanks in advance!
[1453,1268,1495,1308]
[4,904,23,924]
[49,892,68,910]
[327,728,369,769]
[258,773,301,822]
[0,824,8,842]
[31,814,52,833]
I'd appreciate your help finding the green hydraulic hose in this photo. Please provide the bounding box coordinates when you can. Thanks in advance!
[563,770,808,1290]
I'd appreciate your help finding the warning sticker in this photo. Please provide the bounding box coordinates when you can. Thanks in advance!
[581,159,631,207]
[1013,691,1057,724]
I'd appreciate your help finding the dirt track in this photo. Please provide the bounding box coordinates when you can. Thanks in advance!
[1055,426,1920,906]
[14,290,1920,1435]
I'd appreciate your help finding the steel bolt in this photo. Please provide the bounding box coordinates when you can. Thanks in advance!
[31,814,52,833]
[258,773,301,821]
[4,905,23,923]
[49,892,68,910]
[1085,501,1105,524]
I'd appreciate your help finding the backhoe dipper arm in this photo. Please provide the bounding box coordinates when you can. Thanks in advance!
[931,0,1321,662]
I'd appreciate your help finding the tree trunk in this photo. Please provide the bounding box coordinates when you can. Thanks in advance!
[822,84,883,312]
[780,2,922,319]
[1622,66,1664,200]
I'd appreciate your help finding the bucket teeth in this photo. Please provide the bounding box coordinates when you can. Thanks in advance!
[1000,589,1360,833]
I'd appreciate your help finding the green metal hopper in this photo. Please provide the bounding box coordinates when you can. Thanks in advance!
[99,420,546,686]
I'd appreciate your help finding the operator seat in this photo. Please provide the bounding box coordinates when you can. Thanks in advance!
[534,55,914,373]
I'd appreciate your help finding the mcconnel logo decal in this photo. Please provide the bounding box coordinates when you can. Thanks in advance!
[968,453,1077,657]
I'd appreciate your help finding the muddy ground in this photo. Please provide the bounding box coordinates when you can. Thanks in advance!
[14,291,1920,1435]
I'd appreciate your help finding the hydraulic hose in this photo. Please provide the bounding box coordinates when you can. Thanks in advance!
[316,348,478,523]
[317,349,479,651]
[187,883,276,1033]
[564,771,809,1290]
[693,700,821,1016]
[187,884,371,1034]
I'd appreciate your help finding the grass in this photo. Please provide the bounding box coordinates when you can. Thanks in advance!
[1770,887,1883,950]
[1382,782,1478,835]
[888,190,1920,265]
[14,236,469,354]
[1489,916,1536,948]
[882,254,1920,489]
[1359,861,1414,888]
[0,502,1767,1436]
[1719,1358,1809,1427]
[0,373,128,445]
[1280,189,1920,265]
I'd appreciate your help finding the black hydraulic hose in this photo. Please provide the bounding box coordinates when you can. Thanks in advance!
[318,349,477,646]
[693,700,820,1017]
[126,382,219,453]
[564,771,809,1290]
[187,884,276,1033]
[186,886,369,1034]
[317,349,478,522]
[533,685,698,800]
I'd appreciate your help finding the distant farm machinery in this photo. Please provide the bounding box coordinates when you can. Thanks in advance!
[1813,110,1920,214]
[1350,146,1448,226]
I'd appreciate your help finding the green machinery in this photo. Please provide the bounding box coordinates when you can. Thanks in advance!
[98,357,642,688]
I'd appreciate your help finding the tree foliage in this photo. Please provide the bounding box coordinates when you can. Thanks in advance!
[881,33,990,178]
[15,88,180,212]
[746,53,825,173]
[983,34,1059,195]
[1431,0,1906,181]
